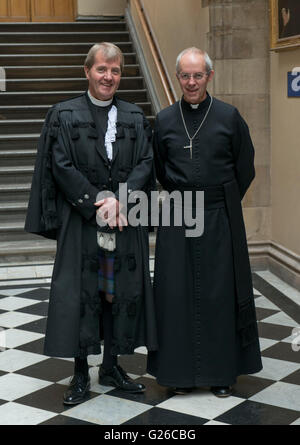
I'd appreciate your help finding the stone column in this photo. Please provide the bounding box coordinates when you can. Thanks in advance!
[205,0,271,247]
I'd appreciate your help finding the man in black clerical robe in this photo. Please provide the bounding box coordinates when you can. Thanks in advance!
[147,47,262,397]
[25,43,157,405]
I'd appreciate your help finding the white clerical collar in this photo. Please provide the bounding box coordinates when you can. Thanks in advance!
[88,90,113,107]
[190,103,200,109]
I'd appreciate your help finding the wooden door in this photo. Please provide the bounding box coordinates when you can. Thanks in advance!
[0,0,76,22]
[0,0,31,21]
[31,0,75,22]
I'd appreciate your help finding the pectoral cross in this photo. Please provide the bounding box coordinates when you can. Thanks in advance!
[184,139,193,159]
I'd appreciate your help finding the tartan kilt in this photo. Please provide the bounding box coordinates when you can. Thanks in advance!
[98,247,115,295]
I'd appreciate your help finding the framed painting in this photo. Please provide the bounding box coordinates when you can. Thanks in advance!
[270,0,300,50]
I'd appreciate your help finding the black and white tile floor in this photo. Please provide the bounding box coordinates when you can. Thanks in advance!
[0,264,299,426]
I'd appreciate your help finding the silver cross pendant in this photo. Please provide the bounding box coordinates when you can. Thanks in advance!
[184,139,193,159]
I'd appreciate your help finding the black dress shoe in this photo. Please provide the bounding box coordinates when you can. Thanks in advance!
[99,365,146,393]
[211,386,233,398]
[63,373,91,405]
[173,387,193,395]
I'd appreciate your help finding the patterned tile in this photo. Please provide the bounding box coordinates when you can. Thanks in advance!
[156,389,245,420]
[250,382,300,412]
[0,374,52,401]
[0,349,47,373]
[123,406,208,425]
[62,394,151,425]
[215,400,300,426]
[0,402,56,425]
[0,271,299,426]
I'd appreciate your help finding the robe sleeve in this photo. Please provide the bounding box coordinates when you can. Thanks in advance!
[231,108,255,200]
[51,116,100,221]
[115,117,154,200]
[25,107,60,239]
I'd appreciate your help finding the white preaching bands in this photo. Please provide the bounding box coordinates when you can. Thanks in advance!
[88,90,117,161]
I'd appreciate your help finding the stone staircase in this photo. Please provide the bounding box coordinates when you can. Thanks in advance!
[0,19,155,264]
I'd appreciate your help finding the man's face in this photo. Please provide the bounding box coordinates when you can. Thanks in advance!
[84,50,122,101]
[176,52,214,104]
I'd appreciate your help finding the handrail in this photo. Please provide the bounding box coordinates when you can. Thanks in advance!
[131,0,176,106]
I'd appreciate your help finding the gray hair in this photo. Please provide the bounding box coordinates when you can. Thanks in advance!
[176,47,213,74]
[84,42,124,72]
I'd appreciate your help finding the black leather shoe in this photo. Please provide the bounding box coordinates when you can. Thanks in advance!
[173,387,193,395]
[99,365,146,393]
[63,373,91,405]
[211,386,233,398]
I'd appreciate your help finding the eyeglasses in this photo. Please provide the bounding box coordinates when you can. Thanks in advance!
[178,72,210,81]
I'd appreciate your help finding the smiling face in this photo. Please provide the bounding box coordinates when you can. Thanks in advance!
[176,52,214,104]
[84,50,122,101]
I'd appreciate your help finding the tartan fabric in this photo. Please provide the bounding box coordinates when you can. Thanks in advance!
[98,247,115,295]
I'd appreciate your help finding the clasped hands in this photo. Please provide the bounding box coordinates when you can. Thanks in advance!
[95,197,128,231]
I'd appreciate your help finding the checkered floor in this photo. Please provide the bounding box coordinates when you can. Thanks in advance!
[0,269,299,425]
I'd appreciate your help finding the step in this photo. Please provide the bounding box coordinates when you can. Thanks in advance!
[0,53,137,66]
[0,105,50,120]
[137,102,153,115]
[0,119,43,134]
[0,262,53,283]
[5,76,144,92]
[0,134,39,150]
[0,239,56,264]
[0,90,149,106]
[0,221,40,242]
[0,183,31,203]
[0,42,133,55]
[147,116,155,127]
[0,149,37,167]
[0,101,151,120]
[4,64,140,79]
[0,166,34,185]
[0,31,130,44]
[0,202,28,222]
[0,21,126,33]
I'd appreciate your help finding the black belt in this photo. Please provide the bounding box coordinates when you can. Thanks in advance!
[164,183,225,210]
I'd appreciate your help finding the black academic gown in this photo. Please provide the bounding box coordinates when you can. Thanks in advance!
[25,93,157,358]
[147,95,262,387]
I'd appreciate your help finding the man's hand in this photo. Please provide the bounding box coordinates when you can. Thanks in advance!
[95,197,128,231]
